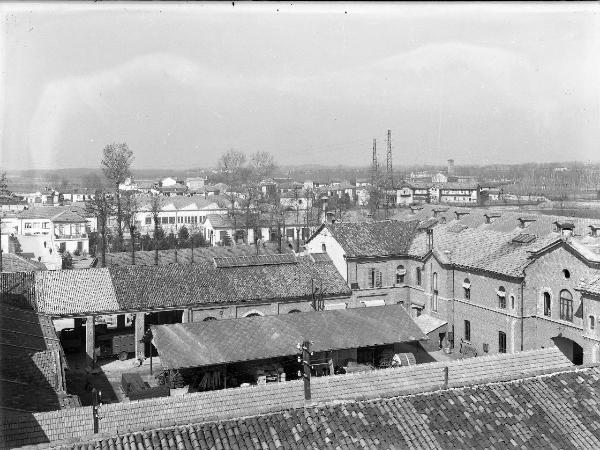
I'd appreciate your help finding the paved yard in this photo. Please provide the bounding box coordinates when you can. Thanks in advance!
[65,353,162,405]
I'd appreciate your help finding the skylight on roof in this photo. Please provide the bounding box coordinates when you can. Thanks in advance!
[512,233,536,244]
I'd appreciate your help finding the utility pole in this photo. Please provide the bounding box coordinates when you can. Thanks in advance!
[385,129,393,219]
[297,340,312,402]
[129,225,136,265]
[0,213,3,272]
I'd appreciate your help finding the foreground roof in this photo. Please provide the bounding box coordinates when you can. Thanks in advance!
[64,366,600,449]
[26,254,351,316]
[312,220,420,258]
[0,305,76,412]
[151,304,427,369]
[0,252,47,272]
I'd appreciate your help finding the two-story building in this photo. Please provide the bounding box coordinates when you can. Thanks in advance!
[135,196,228,236]
[307,213,600,364]
[437,182,480,205]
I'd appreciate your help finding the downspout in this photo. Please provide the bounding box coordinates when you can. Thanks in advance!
[520,275,525,351]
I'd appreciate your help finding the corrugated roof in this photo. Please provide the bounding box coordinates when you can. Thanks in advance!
[151,304,427,369]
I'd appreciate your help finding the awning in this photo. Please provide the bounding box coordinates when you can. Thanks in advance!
[151,305,429,370]
[324,302,347,310]
[497,290,506,297]
[361,299,386,308]
[413,314,448,335]
[462,283,471,289]
[396,268,407,276]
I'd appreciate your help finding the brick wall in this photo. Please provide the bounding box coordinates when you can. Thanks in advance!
[523,245,599,362]
[0,347,573,448]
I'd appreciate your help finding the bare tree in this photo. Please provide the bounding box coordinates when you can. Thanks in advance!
[85,190,116,268]
[149,195,163,265]
[122,192,139,264]
[217,149,247,216]
[0,172,10,197]
[101,143,134,249]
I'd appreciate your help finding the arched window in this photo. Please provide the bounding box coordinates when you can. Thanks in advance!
[563,269,571,279]
[543,292,551,317]
[321,243,327,252]
[463,278,471,300]
[497,286,506,309]
[590,315,595,330]
[244,311,264,318]
[510,295,515,310]
[559,290,573,322]
[203,316,217,322]
[288,310,301,314]
[416,267,422,286]
[431,272,438,311]
[396,265,406,284]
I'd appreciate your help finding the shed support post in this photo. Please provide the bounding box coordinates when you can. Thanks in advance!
[135,312,145,361]
[85,315,95,371]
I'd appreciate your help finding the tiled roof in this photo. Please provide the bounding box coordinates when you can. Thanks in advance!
[321,220,420,258]
[16,205,89,220]
[205,213,234,228]
[578,275,600,296]
[63,365,600,450]
[136,195,222,211]
[0,304,70,412]
[105,243,294,266]
[1,253,47,272]
[34,268,119,315]
[29,254,350,316]
[50,209,88,223]
[152,305,427,369]
[213,253,297,268]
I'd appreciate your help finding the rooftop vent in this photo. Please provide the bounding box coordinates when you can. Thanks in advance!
[589,225,600,237]
[454,211,470,220]
[484,212,501,224]
[518,216,537,229]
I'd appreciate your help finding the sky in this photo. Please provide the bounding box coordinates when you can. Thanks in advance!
[0,2,599,170]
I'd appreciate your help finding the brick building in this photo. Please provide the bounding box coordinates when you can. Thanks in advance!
[1,253,351,369]
[307,209,600,363]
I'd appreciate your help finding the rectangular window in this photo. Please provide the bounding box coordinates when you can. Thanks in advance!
[169,217,175,224]
[560,297,573,322]
[25,223,32,228]
[431,291,438,311]
[41,222,49,229]
[145,217,151,225]
[464,287,470,300]
[368,268,383,289]
[498,296,506,309]
[499,331,507,353]
[161,217,168,224]
[464,320,471,342]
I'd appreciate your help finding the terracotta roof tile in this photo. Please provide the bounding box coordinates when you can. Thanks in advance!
[22,254,350,316]
[325,220,420,258]
[59,366,600,450]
